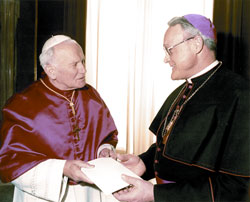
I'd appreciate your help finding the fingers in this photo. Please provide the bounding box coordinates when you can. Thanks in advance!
[121,174,140,187]
[98,148,117,160]
[79,171,94,184]
[117,154,137,166]
[63,160,94,184]
[99,148,110,157]
[80,162,95,168]
[116,153,130,162]
[113,175,154,202]
[109,150,117,159]
[113,188,132,201]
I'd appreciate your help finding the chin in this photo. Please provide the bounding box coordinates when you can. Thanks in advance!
[78,82,86,89]
[171,71,184,80]
[171,73,178,80]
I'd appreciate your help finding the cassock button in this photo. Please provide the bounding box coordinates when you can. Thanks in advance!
[154,159,159,164]
[157,147,161,152]
[155,171,158,176]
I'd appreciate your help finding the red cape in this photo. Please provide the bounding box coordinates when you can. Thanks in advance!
[0,76,118,183]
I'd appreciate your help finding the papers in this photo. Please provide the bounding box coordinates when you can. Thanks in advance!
[81,157,141,195]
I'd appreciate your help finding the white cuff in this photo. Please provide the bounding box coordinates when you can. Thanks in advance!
[97,144,116,158]
[12,159,67,202]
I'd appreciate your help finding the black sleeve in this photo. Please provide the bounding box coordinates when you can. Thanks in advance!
[139,143,157,180]
[154,172,250,202]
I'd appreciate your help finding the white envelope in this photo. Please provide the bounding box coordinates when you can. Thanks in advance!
[81,157,141,195]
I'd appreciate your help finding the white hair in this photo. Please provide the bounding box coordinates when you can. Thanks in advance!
[39,35,78,68]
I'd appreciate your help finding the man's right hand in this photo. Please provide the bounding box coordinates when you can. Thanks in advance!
[116,154,146,176]
[63,160,94,184]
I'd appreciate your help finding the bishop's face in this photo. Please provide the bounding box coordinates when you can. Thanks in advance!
[49,41,86,90]
[163,24,197,80]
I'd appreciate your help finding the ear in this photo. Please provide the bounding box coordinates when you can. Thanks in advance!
[44,64,57,80]
[192,35,204,54]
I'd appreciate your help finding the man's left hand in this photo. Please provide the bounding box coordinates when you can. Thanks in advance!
[113,174,154,202]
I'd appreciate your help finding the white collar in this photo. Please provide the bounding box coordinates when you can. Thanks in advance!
[187,60,219,83]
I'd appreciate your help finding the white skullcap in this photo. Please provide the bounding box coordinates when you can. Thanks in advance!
[41,35,71,53]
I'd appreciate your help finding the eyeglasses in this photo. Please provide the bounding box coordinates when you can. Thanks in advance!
[164,36,195,56]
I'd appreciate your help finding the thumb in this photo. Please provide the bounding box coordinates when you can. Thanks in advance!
[117,153,129,162]
[116,153,124,161]
[80,162,95,169]
[121,174,140,187]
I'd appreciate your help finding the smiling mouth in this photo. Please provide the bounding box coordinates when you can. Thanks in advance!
[78,76,85,80]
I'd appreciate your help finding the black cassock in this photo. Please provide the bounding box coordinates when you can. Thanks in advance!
[140,64,250,201]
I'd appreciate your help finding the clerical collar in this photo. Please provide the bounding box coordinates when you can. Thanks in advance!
[187,60,219,83]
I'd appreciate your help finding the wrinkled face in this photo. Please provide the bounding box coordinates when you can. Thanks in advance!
[163,24,197,80]
[49,41,86,90]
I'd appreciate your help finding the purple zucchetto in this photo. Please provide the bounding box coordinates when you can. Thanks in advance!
[183,14,216,41]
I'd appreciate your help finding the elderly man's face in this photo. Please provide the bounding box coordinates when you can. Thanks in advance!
[51,42,86,90]
[163,24,197,80]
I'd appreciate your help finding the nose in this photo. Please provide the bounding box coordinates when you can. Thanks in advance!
[164,53,170,63]
[78,62,86,73]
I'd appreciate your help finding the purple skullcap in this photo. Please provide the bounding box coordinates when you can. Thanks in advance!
[183,14,216,41]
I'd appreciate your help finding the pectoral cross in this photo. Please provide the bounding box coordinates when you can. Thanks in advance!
[73,125,81,141]
[162,109,180,144]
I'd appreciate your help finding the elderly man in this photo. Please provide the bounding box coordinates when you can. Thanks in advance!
[114,14,250,202]
[0,35,119,201]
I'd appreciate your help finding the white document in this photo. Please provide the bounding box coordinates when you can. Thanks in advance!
[81,157,141,195]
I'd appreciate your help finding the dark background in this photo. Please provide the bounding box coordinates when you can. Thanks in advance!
[15,0,250,92]
[16,0,70,92]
